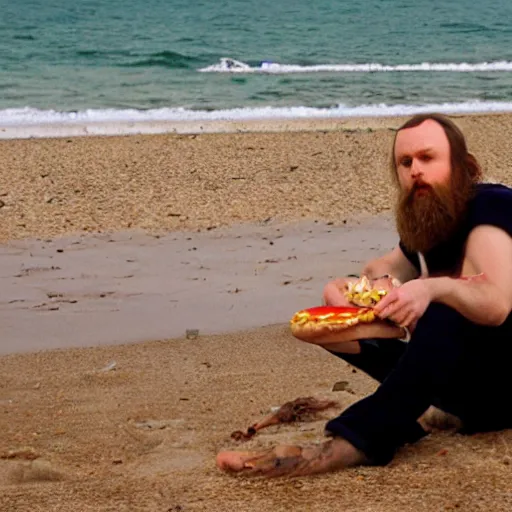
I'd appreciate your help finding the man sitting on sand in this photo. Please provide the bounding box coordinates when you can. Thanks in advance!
[216,113,512,477]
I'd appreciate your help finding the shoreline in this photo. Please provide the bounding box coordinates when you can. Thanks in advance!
[1,110,512,141]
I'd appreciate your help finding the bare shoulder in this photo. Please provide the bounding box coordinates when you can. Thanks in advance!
[364,245,419,283]
[465,224,512,261]
[463,224,512,287]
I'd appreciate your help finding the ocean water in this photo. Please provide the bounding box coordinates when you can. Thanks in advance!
[2,0,512,135]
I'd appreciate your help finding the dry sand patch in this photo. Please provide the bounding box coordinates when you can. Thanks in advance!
[1,326,511,511]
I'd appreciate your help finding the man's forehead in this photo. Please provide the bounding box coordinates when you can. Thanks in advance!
[394,119,450,155]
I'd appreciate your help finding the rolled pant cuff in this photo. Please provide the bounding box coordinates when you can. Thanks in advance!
[324,415,428,467]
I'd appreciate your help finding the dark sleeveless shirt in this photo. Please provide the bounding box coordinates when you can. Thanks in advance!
[399,183,512,277]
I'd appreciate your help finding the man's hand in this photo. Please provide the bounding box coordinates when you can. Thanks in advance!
[322,277,357,307]
[373,278,432,328]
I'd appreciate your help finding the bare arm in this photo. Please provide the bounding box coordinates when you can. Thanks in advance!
[362,245,419,283]
[376,225,512,328]
[323,246,419,307]
[426,225,512,326]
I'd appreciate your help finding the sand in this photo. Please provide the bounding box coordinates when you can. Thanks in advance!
[2,113,512,243]
[1,113,512,511]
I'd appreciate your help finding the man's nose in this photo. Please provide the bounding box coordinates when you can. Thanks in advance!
[410,158,423,178]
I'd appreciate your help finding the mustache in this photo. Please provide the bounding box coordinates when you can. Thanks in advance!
[403,181,433,204]
[402,180,457,219]
[411,181,432,192]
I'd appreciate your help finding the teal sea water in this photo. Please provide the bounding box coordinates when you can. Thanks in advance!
[2,0,512,133]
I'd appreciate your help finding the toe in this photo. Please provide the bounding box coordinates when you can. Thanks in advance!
[216,450,258,471]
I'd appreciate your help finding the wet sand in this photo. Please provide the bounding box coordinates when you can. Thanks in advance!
[1,113,512,511]
[0,215,399,355]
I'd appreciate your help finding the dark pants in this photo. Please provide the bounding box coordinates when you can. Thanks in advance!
[324,303,512,466]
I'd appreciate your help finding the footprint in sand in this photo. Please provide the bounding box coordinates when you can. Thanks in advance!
[1,459,66,485]
[113,420,204,477]
[14,265,61,277]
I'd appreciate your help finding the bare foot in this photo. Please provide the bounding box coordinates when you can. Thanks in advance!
[217,438,366,478]
[418,405,463,432]
[230,397,339,441]
[216,445,302,472]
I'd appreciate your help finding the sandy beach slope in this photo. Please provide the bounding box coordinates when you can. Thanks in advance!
[1,113,512,243]
[1,114,512,511]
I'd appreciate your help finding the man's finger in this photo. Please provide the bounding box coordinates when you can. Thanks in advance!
[390,309,410,326]
[377,301,402,319]
[401,311,417,329]
[374,290,397,313]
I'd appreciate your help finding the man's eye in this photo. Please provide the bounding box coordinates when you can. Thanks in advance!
[400,157,412,167]
[420,154,432,161]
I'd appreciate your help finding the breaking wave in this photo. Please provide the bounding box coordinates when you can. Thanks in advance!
[199,58,512,74]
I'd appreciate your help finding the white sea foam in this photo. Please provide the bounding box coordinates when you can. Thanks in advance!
[199,58,512,73]
[1,101,512,139]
